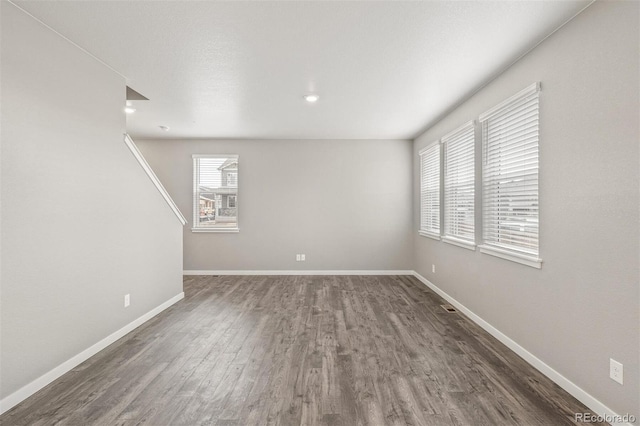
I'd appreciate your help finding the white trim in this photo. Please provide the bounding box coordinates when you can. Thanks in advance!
[192,155,239,232]
[183,270,414,276]
[479,244,542,269]
[442,236,476,251]
[411,272,632,426]
[479,82,540,122]
[418,230,441,240]
[2,269,630,424]
[124,134,187,226]
[0,292,185,415]
[191,228,239,233]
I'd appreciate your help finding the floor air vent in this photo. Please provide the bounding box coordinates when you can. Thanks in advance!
[441,304,457,313]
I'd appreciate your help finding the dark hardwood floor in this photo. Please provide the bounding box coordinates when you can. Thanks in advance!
[2,275,603,425]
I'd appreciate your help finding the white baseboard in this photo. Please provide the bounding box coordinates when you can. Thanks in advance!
[0,292,185,415]
[184,270,414,276]
[2,272,632,425]
[411,272,634,426]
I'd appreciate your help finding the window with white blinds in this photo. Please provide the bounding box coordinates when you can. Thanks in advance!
[443,122,475,247]
[192,155,239,232]
[419,143,440,238]
[480,83,541,266]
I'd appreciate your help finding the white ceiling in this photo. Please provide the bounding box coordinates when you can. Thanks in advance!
[14,0,591,140]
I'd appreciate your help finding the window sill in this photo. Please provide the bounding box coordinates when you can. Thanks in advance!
[192,227,239,233]
[478,245,542,269]
[418,230,441,241]
[442,236,476,251]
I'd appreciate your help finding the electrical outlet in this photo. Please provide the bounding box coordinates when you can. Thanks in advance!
[301,254,305,261]
[124,294,130,308]
[432,264,436,273]
[610,358,623,384]
[296,254,301,261]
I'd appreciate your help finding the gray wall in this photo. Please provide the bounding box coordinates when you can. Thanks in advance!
[413,1,639,419]
[1,3,184,399]
[137,139,413,271]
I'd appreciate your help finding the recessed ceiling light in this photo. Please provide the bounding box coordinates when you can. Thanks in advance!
[124,106,136,114]
[304,94,319,103]
[159,125,170,132]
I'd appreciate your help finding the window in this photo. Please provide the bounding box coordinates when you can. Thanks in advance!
[419,143,441,239]
[480,83,541,267]
[192,155,239,232]
[443,121,475,249]
[226,172,237,187]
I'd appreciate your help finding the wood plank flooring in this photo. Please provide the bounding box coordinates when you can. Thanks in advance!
[1,275,603,425]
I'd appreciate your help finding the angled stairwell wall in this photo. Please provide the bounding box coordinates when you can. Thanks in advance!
[0,2,185,412]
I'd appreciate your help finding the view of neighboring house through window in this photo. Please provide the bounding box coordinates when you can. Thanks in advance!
[419,143,441,238]
[480,83,540,265]
[443,121,475,248]
[192,155,239,231]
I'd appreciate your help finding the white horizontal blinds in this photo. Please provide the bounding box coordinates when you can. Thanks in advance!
[443,122,475,242]
[481,83,540,256]
[420,144,440,236]
[193,155,238,229]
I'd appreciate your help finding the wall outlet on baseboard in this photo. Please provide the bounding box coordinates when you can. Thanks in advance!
[432,264,436,273]
[124,294,130,308]
[609,358,623,384]
[295,254,306,262]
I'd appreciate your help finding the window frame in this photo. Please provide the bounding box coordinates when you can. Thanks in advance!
[478,83,542,268]
[419,142,441,240]
[226,172,238,187]
[442,121,476,251]
[192,154,239,233]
